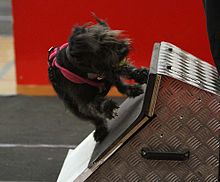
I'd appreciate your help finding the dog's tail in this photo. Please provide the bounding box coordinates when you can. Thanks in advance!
[91,12,108,27]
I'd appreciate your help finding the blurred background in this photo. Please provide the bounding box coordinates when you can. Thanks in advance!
[1,0,214,96]
[0,0,214,181]
[0,0,15,95]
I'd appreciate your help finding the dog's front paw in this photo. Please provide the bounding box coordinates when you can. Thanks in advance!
[102,100,119,119]
[133,68,149,84]
[126,84,144,97]
[94,126,108,142]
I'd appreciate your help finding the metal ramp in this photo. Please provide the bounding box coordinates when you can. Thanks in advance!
[58,42,220,182]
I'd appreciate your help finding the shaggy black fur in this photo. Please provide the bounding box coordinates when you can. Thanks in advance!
[48,17,149,142]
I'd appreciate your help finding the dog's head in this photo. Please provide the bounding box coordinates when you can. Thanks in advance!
[66,17,131,81]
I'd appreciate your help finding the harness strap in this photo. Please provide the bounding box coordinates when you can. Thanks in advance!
[48,43,104,88]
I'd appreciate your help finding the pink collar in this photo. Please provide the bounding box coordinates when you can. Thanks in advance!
[49,43,104,88]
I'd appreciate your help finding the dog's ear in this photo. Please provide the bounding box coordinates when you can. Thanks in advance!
[91,12,108,27]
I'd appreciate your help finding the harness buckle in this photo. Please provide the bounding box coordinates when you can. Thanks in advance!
[48,46,55,53]
[48,46,56,65]
[48,46,55,58]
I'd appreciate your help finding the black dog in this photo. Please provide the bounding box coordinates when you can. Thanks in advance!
[48,16,149,142]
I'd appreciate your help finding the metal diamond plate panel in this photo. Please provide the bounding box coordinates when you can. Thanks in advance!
[157,42,220,96]
[86,76,220,182]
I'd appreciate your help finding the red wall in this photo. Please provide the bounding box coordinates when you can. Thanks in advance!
[12,0,213,85]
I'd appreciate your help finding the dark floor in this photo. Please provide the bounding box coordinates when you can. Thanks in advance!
[0,95,124,181]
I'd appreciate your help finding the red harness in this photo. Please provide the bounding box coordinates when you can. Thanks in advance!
[48,43,104,88]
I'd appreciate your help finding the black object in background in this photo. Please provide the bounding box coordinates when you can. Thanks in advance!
[203,0,220,75]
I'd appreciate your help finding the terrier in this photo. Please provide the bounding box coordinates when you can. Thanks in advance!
[48,16,149,142]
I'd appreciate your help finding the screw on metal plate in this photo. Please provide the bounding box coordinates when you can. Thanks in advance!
[167,65,172,70]
[141,149,147,156]
[168,48,173,52]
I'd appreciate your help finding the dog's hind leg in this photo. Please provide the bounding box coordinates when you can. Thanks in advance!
[92,96,119,119]
[92,118,109,142]
[63,97,109,142]
[53,95,108,141]
[79,97,122,141]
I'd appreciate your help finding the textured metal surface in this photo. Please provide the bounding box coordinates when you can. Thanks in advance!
[87,76,220,182]
[157,42,220,96]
